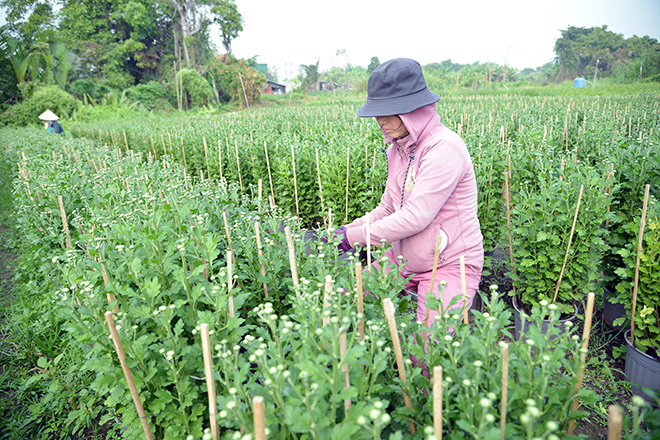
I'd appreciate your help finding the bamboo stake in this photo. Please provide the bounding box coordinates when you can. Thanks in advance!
[201,324,219,440]
[104,311,154,440]
[365,213,371,269]
[503,171,515,293]
[254,222,268,298]
[345,145,350,224]
[57,196,72,249]
[257,179,263,213]
[284,226,299,291]
[607,405,622,440]
[500,343,509,440]
[101,261,119,313]
[238,72,250,109]
[150,134,157,160]
[322,275,333,327]
[222,211,236,263]
[182,142,189,191]
[263,141,275,206]
[123,131,129,152]
[203,137,210,184]
[605,164,614,231]
[460,256,469,325]
[290,143,299,220]
[383,298,416,434]
[340,331,351,415]
[234,140,243,191]
[227,251,235,318]
[315,147,325,215]
[552,184,584,304]
[424,233,445,328]
[433,365,443,439]
[217,139,223,181]
[630,184,651,345]
[567,291,595,435]
[355,262,364,341]
[253,396,266,440]
[174,60,180,111]
[225,139,231,178]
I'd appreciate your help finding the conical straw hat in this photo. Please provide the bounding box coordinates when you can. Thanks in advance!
[38,110,59,121]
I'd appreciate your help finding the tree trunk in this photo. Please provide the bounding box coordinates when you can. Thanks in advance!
[173,22,181,65]
[169,0,196,68]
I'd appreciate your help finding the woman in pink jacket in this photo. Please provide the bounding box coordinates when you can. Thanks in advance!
[336,58,484,328]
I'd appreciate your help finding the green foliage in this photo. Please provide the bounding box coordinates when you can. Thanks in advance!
[508,151,611,313]
[0,84,78,126]
[613,208,660,358]
[0,139,113,438]
[125,80,171,111]
[69,91,150,122]
[408,288,598,439]
[176,68,214,109]
[205,55,265,107]
[210,0,244,54]
[0,29,20,107]
[367,57,381,74]
[554,25,660,81]
[620,395,660,439]
[300,59,320,92]
[56,0,174,88]
[2,93,660,438]
[0,0,57,45]
[67,78,114,101]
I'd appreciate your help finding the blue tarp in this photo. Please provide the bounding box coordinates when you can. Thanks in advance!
[574,77,587,88]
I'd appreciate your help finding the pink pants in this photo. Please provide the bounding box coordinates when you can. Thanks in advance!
[374,248,482,328]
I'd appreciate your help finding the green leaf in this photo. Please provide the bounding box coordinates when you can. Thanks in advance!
[37,356,48,369]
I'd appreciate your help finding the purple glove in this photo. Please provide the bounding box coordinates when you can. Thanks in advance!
[334,226,352,254]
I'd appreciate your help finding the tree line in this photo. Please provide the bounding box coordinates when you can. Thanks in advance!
[0,0,257,116]
[1,15,659,126]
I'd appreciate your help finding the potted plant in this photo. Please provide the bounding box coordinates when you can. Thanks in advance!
[600,145,657,330]
[506,152,610,339]
[612,191,660,401]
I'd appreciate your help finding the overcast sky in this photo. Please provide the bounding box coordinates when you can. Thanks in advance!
[227,0,660,80]
[1,0,658,81]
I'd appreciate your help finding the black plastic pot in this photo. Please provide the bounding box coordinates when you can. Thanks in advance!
[624,329,660,403]
[512,295,578,342]
[602,286,627,331]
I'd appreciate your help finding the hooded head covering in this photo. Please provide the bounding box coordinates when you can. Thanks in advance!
[358,58,439,117]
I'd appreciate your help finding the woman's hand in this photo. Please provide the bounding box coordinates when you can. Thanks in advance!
[322,226,352,253]
[334,226,352,253]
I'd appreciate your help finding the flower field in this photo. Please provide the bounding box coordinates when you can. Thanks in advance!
[1,92,659,439]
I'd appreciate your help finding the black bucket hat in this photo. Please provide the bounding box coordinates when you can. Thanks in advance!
[358,58,440,118]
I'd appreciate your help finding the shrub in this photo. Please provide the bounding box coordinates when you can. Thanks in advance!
[170,68,214,109]
[206,55,265,108]
[67,79,113,101]
[0,85,79,127]
[125,81,171,111]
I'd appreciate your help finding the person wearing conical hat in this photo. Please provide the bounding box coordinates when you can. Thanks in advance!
[38,110,59,121]
[38,110,65,136]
